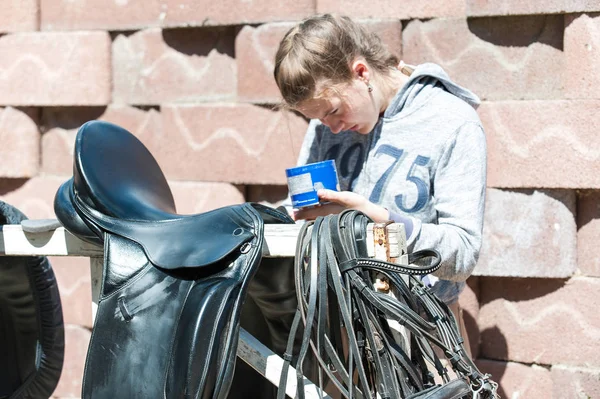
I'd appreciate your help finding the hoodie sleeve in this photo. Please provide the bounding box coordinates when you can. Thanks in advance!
[410,121,487,282]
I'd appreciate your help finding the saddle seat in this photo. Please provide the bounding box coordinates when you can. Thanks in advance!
[56,120,259,273]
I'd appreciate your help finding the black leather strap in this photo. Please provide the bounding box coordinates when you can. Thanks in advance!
[278,210,499,399]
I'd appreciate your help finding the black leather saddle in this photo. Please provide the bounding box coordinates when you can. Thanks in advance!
[54,120,293,398]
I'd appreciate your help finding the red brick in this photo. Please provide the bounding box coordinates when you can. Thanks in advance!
[552,366,600,399]
[577,191,600,277]
[237,20,402,104]
[0,32,110,106]
[479,276,600,367]
[402,16,564,101]
[164,0,315,27]
[317,0,464,19]
[476,189,577,278]
[476,359,552,399]
[467,0,600,16]
[170,181,245,214]
[50,256,93,328]
[0,176,67,219]
[0,0,38,32]
[41,0,315,31]
[0,107,39,178]
[367,20,403,56]
[41,0,168,31]
[480,100,600,188]
[565,13,600,99]
[161,104,307,184]
[113,28,236,105]
[51,324,90,398]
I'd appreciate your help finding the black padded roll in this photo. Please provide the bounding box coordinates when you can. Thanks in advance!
[0,201,64,399]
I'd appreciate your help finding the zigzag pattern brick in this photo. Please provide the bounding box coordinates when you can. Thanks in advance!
[317,0,464,20]
[479,276,600,367]
[476,189,576,278]
[0,0,38,32]
[552,365,600,398]
[0,107,39,178]
[402,16,564,101]
[161,103,307,184]
[480,100,600,188]
[113,28,237,105]
[44,104,306,185]
[41,0,315,31]
[467,0,600,17]
[0,32,110,106]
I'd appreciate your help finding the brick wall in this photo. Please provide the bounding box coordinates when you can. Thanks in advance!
[0,1,598,398]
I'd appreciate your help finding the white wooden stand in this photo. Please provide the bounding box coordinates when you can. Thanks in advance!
[0,221,408,398]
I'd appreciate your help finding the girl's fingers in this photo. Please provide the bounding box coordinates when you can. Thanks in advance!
[316,189,334,200]
[318,189,365,209]
[317,189,350,205]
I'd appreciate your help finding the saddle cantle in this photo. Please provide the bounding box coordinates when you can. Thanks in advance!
[54,120,290,398]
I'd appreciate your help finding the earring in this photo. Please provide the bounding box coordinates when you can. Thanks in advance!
[367,82,373,93]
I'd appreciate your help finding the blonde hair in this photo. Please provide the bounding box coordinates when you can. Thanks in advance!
[274,14,399,108]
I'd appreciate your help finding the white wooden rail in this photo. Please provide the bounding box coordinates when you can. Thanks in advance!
[0,221,407,398]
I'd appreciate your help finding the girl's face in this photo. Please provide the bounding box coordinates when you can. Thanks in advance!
[296,78,380,135]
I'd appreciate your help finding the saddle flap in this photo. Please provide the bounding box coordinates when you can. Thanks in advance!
[73,194,258,271]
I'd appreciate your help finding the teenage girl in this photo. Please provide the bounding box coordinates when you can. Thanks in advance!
[274,14,486,346]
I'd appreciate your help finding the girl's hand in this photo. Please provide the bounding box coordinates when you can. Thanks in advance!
[293,189,390,222]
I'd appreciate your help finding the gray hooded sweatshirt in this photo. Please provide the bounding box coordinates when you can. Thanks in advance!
[294,63,487,304]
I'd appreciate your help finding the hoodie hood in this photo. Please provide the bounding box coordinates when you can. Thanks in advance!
[384,63,480,118]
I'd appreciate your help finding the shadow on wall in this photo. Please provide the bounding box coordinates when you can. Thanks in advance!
[477,277,569,397]
[161,26,236,57]
[0,179,29,195]
[476,326,509,398]
[459,276,507,396]
[467,14,564,50]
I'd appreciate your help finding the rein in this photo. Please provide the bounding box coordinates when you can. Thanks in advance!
[278,210,499,399]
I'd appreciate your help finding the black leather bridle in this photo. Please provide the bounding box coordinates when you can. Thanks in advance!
[278,210,499,399]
